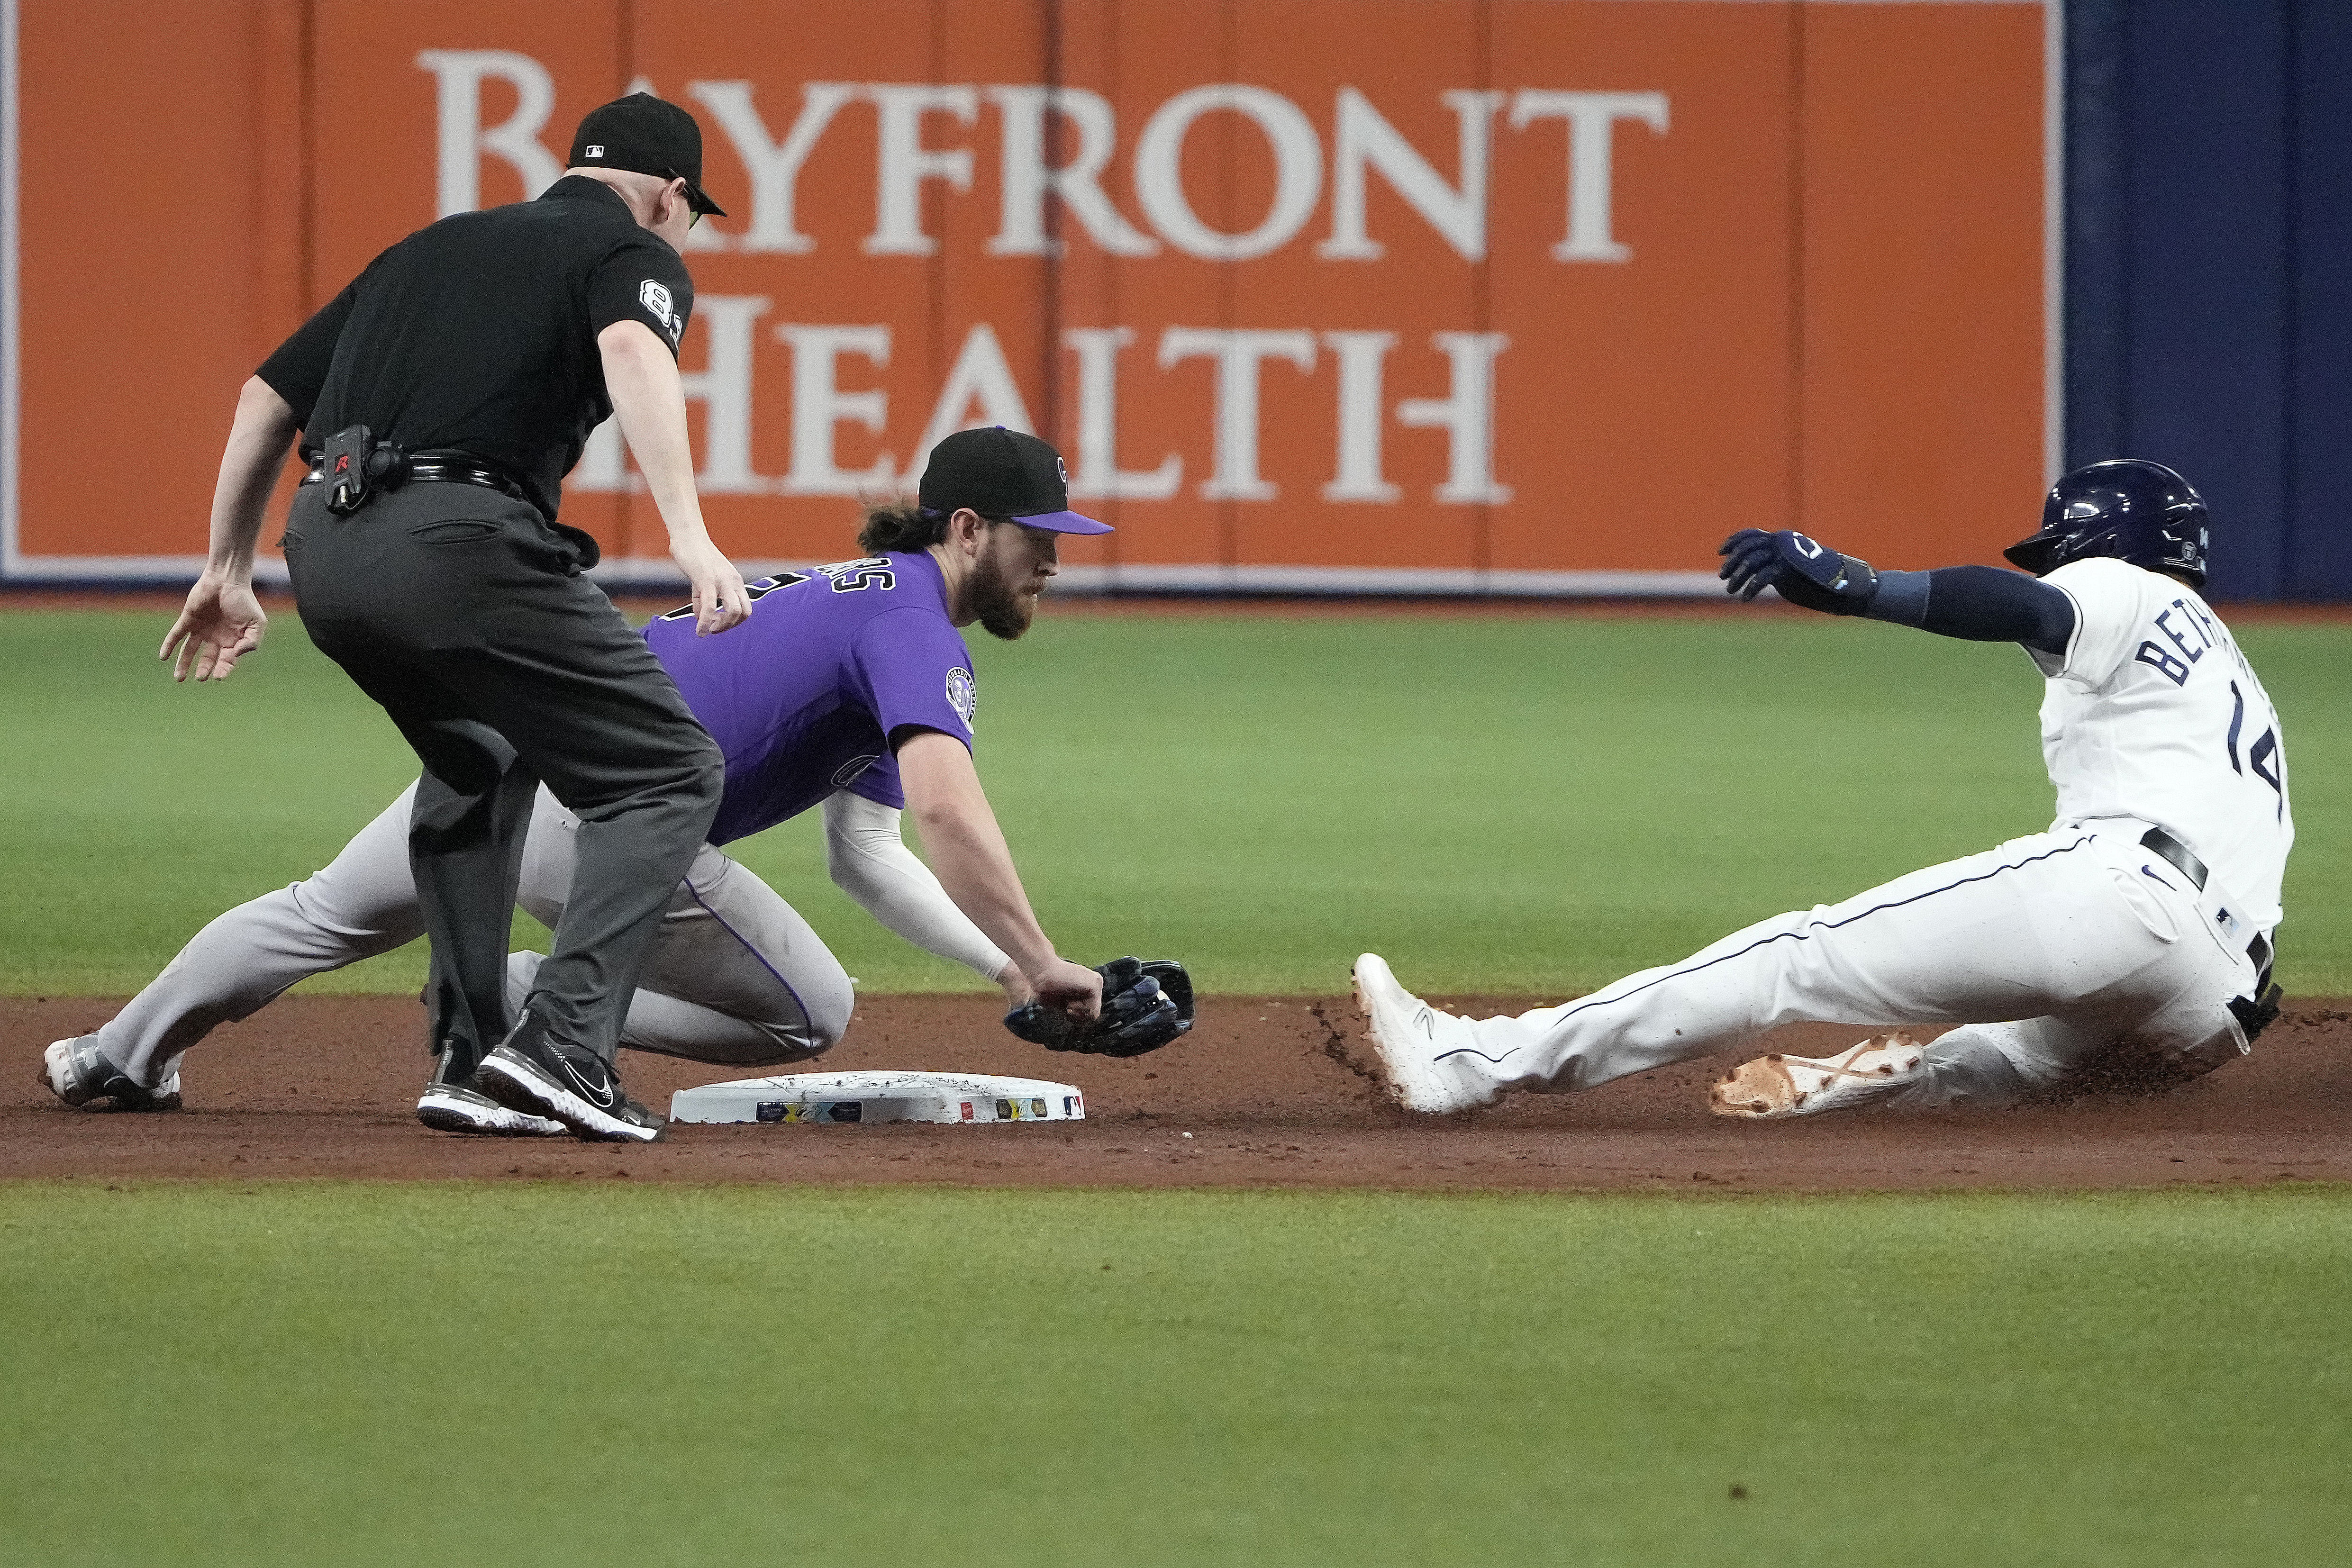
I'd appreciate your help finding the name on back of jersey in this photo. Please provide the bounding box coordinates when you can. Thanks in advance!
[2132,594,2229,687]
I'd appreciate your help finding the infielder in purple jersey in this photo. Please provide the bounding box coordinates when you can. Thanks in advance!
[43,427,1113,1139]
[644,544,974,847]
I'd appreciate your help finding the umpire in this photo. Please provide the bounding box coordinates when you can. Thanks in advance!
[160,94,749,1143]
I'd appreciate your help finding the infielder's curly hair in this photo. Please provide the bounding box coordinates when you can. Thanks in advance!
[856,500,1008,556]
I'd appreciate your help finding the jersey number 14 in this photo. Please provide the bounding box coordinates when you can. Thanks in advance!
[2225,680,2287,819]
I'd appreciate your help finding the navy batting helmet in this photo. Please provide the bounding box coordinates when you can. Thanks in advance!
[2003,459,2208,587]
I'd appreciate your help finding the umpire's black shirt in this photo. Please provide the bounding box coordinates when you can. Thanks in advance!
[257,176,693,529]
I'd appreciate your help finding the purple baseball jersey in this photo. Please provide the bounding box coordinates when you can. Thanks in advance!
[642,551,977,846]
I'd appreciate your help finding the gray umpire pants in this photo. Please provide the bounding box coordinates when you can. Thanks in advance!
[88,782,852,1086]
[283,480,723,1072]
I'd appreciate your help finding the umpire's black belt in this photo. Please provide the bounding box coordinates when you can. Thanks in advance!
[2140,825,2272,980]
[303,449,533,509]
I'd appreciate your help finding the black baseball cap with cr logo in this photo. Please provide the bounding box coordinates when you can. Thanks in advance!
[569,93,727,218]
[919,427,1111,534]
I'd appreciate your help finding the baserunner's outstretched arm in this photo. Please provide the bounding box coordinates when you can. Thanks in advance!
[1719,527,2075,653]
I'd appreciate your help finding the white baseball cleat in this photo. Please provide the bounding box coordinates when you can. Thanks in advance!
[1708,1031,1928,1119]
[1352,953,1504,1115]
[41,1037,182,1112]
[416,1082,569,1138]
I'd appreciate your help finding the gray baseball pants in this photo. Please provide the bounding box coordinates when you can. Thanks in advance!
[284,481,723,1071]
[91,782,852,1088]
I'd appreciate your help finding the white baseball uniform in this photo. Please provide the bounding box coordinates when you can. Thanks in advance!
[1438,558,2292,1104]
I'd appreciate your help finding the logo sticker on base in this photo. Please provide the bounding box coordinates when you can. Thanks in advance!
[757,1100,863,1124]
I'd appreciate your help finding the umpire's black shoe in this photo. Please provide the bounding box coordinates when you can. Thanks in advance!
[41,1036,182,1112]
[417,1050,569,1138]
[476,1014,664,1144]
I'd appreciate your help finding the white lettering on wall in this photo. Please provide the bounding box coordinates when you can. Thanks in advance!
[914,324,1036,474]
[1158,328,1317,500]
[395,59,1608,532]
[416,50,563,216]
[1399,332,1511,503]
[575,321,1506,511]
[865,85,979,256]
[1134,86,1323,261]
[1320,89,1502,262]
[1507,91,1669,263]
[690,81,858,254]
[987,87,1159,257]
[775,324,895,493]
[414,59,1668,268]
[683,296,774,492]
[572,295,772,493]
[1064,328,1182,500]
[574,420,631,492]
[1319,331,1400,502]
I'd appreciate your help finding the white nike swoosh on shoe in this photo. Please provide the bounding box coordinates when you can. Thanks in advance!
[479,1052,661,1143]
[556,1058,621,1109]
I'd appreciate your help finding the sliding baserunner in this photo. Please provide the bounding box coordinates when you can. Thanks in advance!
[42,429,1116,1137]
[1355,460,2291,1118]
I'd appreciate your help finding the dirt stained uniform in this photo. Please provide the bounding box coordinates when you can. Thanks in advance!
[1393,557,2291,1106]
[260,174,722,1079]
[1361,454,2298,1120]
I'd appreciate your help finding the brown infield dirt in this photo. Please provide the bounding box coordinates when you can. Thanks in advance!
[4,994,2347,1191]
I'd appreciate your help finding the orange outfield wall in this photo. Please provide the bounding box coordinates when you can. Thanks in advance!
[4,0,2052,589]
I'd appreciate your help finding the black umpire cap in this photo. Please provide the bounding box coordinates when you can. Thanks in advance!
[569,93,726,218]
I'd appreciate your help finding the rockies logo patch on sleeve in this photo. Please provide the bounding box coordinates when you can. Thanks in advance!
[945,667,977,727]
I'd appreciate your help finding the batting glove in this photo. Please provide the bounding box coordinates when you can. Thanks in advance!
[1719,528,1881,616]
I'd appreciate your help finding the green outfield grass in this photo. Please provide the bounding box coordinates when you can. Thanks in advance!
[1,606,2344,996]
[0,1182,2344,1567]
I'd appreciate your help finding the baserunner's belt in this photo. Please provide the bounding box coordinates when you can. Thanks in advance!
[2141,825,2273,982]
[2139,825,2208,890]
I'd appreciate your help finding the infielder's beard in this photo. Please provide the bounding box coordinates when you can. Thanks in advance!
[968,552,1039,641]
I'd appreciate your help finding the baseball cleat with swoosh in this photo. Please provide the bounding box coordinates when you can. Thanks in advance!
[476,1015,665,1143]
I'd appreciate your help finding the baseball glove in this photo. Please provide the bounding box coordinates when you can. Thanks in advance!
[1003,957,1194,1058]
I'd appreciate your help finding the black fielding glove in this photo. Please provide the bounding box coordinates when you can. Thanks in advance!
[1004,958,1195,1058]
[1719,528,1880,615]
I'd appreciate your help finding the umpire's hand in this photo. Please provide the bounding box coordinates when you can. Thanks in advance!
[670,531,753,635]
[161,570,268,682]
[601,318,754,635]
